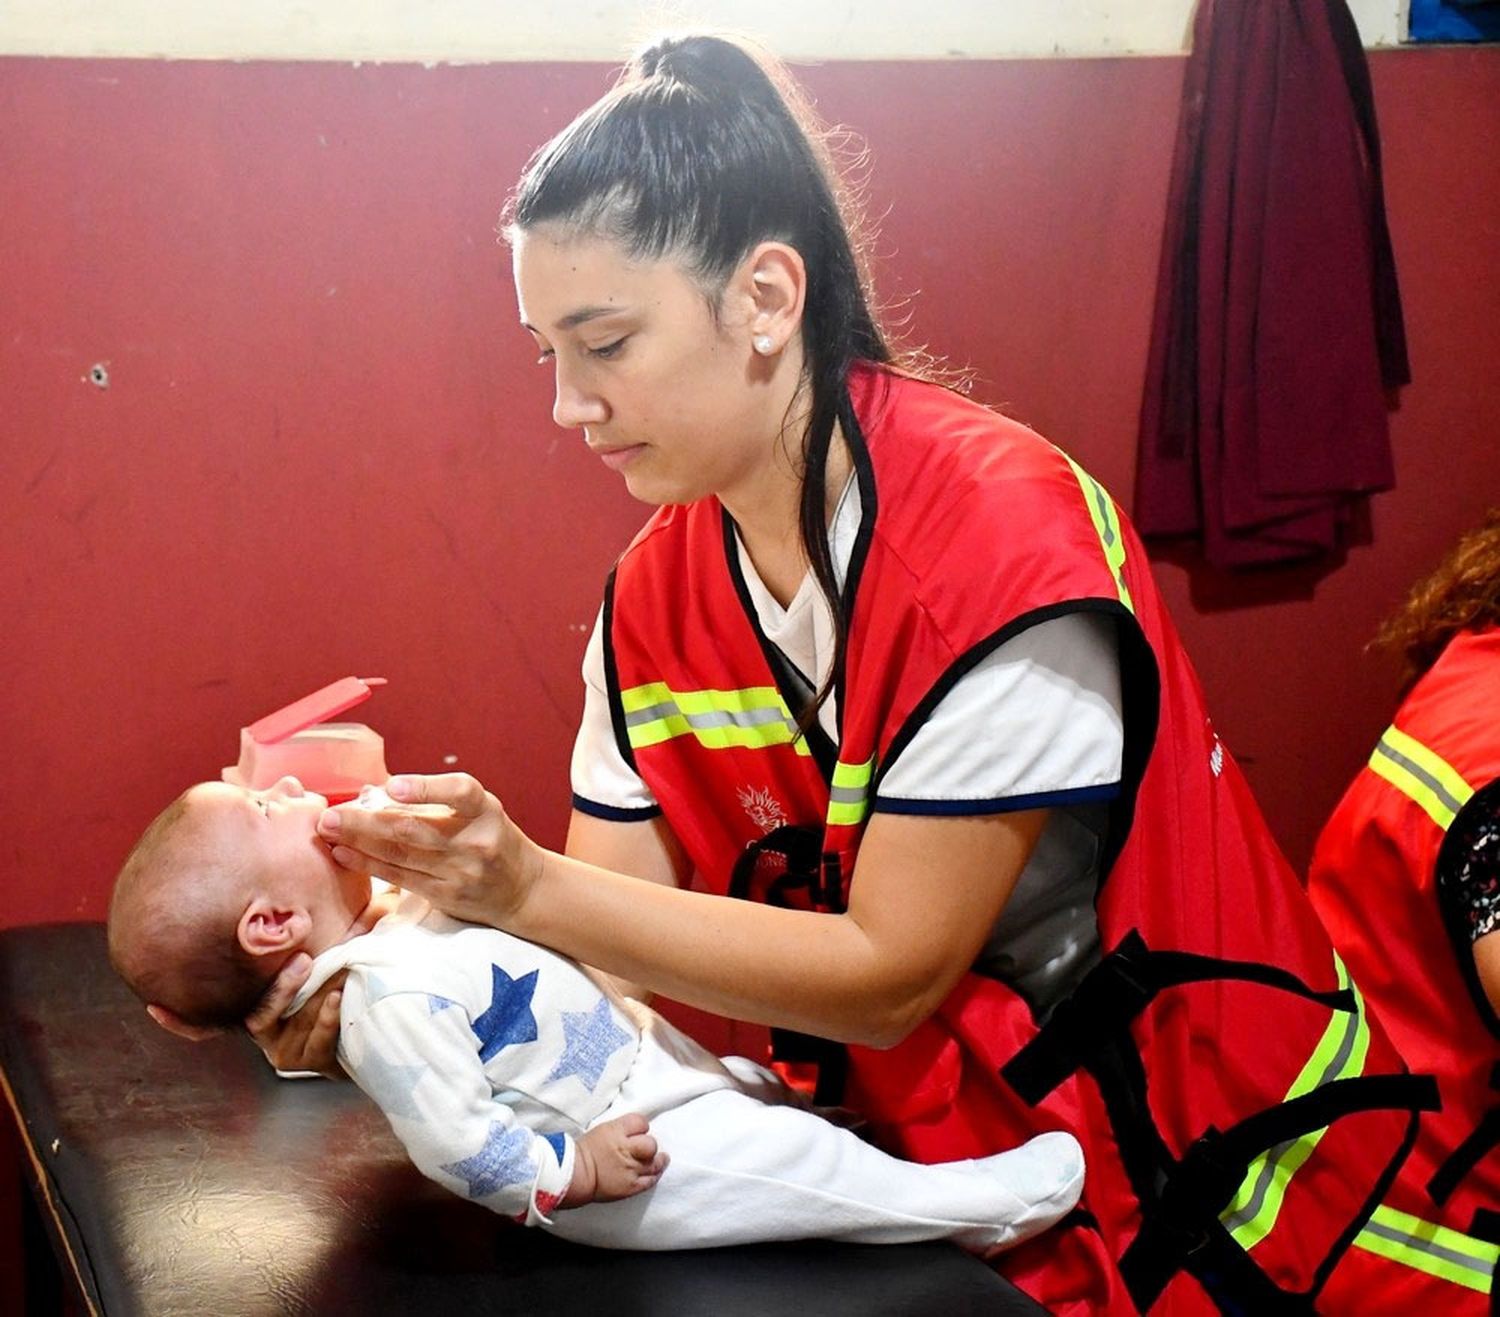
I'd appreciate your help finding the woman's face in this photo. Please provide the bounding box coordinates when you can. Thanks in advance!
[512,226,795,509]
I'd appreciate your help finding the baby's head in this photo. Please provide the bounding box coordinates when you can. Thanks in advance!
[109,777,372,1028]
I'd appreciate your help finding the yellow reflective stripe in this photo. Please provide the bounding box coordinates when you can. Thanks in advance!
[620,683,811,756]
[1065,454,1134,613]
[1369,725,1475,832]
[826,756,875,827]
[1353,1204,1498,1295]
[1221,957,1370,1251]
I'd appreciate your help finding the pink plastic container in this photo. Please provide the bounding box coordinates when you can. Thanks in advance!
[222,676,389,804]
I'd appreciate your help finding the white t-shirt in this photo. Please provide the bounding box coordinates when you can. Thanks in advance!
[570,478,1123,1008]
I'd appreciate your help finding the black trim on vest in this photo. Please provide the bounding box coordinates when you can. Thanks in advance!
[876,598,1159,885]
[1435,777,1500,1042]
[719,509,840,783]
[833,384,879,747]
[600,567,637,773]
[1002,930,1441,1313]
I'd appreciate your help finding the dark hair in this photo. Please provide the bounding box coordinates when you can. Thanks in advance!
[1376,507,1500,686]
[507,32,891,725]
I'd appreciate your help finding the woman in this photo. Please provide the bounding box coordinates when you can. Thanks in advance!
[252,35,1434,1314]
[1307,512,1500,1313]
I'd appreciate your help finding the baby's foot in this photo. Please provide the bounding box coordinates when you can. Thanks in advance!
[958,1130,1085,1257]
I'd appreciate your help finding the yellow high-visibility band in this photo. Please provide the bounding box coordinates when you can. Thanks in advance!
[1368,725,1474,832]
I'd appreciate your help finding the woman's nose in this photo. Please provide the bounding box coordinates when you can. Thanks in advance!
[268,775,305,799]
[552,365,608,430]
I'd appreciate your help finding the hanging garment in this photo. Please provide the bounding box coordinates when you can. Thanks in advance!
[1136,0,1410,569]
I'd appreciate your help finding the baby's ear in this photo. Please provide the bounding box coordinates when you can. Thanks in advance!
[237,898,312,958]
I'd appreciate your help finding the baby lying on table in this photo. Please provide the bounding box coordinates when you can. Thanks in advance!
[107,776,1083,1252]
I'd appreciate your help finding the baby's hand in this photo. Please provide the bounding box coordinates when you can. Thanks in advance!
[562,1113,668,1207]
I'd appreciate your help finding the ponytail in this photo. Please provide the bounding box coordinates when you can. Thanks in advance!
[508,33,891,729]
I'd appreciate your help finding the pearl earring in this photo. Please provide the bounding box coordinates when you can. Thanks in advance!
[753,334,775,355]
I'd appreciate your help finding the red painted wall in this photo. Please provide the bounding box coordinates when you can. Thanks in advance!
[5,49,1493,925]
[6,49,1497,924]
[1,47,1498,1298]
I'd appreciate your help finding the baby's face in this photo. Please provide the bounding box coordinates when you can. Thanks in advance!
[183,778,373,932]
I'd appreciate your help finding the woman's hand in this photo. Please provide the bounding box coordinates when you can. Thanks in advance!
[317,773,543,928]
[244,953,347,1079]
[146,954,346,1078]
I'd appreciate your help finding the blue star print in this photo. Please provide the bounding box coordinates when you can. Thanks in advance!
[546,997,631,1092]
[471,965,539,1062]
[441,1122,536,1199]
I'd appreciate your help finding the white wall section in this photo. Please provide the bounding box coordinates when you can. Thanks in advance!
[0,1,1406,62]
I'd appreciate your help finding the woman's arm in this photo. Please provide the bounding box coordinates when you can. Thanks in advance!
[527,808,1045,1047]
[1475,931,1500,1017]
[564,808,691,1003]
[320,777,1045,1048]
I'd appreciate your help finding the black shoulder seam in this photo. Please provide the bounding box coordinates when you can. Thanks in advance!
[600,566,637,773]
[875,599,1159,888]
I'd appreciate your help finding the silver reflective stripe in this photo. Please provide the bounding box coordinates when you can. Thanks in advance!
[1219,993,1362,1236]
[1372,739,1468,820]
[1360,1216,1496,1287]
[828,784,865,805]
[624,702,794,733]
[1090,483,1117,548]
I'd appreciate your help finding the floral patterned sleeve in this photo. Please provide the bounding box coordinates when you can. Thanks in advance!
[1438,788,1500,943]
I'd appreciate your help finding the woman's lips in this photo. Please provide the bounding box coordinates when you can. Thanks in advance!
[597,444,646,471]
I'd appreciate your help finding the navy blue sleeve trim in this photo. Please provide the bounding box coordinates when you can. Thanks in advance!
[570,793,663,823]
[872,781,1122,817]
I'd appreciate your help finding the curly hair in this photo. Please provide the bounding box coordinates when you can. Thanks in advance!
[1375,507,1500,685]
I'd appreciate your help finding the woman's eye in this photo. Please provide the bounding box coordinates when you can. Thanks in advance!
[535,348,555,365]
[588,337,627,360]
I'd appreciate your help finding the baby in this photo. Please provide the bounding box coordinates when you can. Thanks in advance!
[109,776,1084,1252]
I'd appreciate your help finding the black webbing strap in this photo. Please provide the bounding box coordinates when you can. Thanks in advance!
[1002,930,1355,1105]
[1469,1209,1500,1245]
[1119,1074,1441,1313]
[728,826,849,1105]
[727,825,844,912]
[1428,1063,1500,1209]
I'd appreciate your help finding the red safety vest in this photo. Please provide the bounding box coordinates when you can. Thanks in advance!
[1309,627,1500,1311]
[604,364,1433,1314]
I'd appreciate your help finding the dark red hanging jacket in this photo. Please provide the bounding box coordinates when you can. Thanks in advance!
[1136,0,1409,568]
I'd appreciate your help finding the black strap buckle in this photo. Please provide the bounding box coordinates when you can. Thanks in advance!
[728,824,845,913]
[728,825,849,1104]
[1119,1128,1246,1310]
[1002,931,1157,1104]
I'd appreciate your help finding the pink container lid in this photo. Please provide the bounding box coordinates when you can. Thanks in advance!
[246,676,387,745]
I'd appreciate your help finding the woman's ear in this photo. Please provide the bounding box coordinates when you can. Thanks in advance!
[742,241,807,357]
[237,898,312,959]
